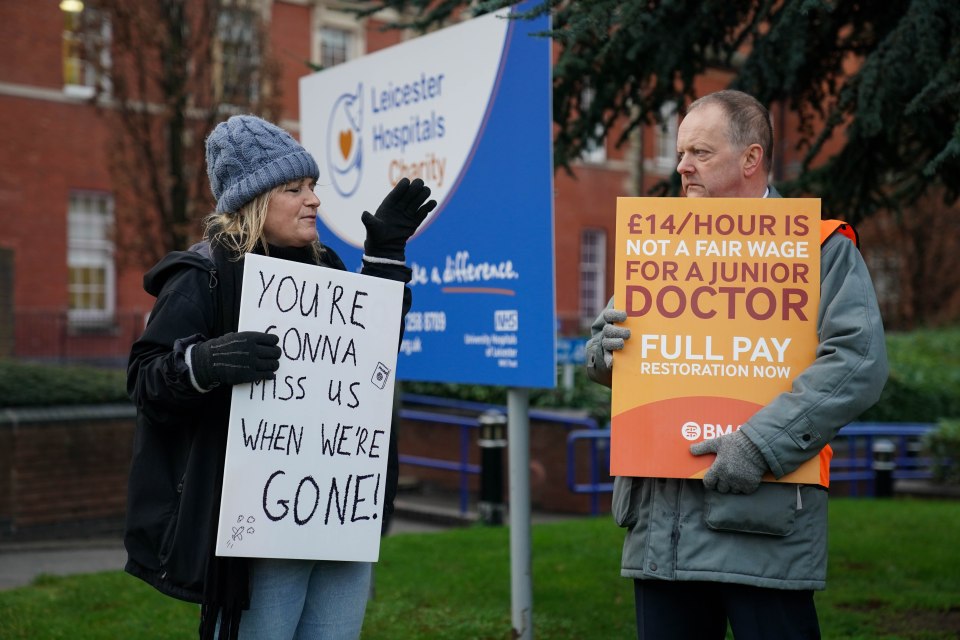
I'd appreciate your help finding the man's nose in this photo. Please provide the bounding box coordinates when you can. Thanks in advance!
[677,155,693,175]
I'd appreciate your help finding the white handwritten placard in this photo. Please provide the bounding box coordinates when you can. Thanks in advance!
[216,253,404,562]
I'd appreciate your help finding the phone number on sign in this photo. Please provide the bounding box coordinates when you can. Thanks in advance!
[405,311,447,333]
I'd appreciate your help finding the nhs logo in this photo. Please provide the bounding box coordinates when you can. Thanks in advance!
[494,310,518,331]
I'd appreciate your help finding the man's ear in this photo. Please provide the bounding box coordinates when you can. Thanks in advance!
[742,144,764,178]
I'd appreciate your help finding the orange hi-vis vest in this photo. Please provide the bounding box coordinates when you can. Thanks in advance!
[820,219,859,248]
[812,219,859,487]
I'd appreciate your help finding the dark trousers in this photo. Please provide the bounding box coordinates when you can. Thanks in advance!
[634,579,821,640]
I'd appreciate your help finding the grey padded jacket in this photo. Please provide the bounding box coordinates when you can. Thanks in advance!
[586,229,888,590]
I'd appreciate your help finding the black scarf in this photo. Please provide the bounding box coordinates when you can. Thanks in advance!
[198,241,319,640]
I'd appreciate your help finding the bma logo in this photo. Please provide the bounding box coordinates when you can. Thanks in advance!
[682,421,739,441]
[494,310,518,331]
[326,85,363,197]
[681,422,701,441]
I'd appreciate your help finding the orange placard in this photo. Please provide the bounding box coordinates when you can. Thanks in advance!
[611,197,822,484]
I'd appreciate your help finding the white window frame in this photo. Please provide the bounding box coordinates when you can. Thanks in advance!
[318,25,352,68]
[62,4,111,98]
[67,192,115,327]
[216,2,263,106]
[312,3,365,69]
[654,100,679,170]
[864,248,901,312]
[580,86,607,164]
[579,228,607,329]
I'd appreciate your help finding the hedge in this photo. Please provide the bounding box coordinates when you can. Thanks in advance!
[2,327,958,426]
[0,359,128,408]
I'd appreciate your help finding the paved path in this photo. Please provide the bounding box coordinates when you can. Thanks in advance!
[0,489,580,592]
[0,515,450,591]
[0,541,128,590]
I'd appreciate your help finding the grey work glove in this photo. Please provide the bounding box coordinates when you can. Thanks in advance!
[190,331,281,390]
[690,430,768,494]
[600,308,631,368]
[361,177,437,262]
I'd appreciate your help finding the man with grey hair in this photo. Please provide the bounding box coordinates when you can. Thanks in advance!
[586,89,887,639]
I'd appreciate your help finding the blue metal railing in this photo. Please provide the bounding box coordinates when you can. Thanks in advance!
[397,393,943,517]
[566,429,613,515]
[566,422,942,511]
[402,393,601,430]
[828,422,935,496]
[396,394,601,516]
[397,408,481,515]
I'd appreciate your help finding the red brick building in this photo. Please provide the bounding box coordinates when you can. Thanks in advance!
[0,1,847,368]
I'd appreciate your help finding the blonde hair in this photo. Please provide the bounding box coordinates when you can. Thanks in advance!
[202,184,322,262]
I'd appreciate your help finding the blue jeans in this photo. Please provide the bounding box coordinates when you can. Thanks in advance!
[221,559,372,640]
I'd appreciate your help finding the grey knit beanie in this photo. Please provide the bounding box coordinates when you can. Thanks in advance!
[205,115,320,213]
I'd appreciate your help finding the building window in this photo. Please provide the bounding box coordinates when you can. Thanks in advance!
[313,4,363,71]
[61,1,110,97]
[217,5,261,105]
[655,101,678,170]
[579,228,607,329]
[580,86,607,164]
[320,26,352,68]
[68,192,115,326]
[865,248,901,324]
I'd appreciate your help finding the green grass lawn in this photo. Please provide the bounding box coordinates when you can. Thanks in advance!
[1,498,958,639]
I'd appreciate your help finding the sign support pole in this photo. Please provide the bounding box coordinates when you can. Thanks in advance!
[508,387,532,640]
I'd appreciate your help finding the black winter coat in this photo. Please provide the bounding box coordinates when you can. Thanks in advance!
[124,243,406,602]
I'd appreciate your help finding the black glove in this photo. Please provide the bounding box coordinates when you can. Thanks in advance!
[190,331,281,390]
[361,177,437,261]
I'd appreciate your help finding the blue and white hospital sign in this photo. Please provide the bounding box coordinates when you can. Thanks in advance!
[300,3,556,388]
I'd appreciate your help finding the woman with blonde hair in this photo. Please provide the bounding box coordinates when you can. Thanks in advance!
[124,114,434,640]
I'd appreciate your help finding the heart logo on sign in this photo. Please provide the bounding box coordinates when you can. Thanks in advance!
[339,130,352,160]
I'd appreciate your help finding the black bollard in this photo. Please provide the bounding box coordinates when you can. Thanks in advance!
[872,439,896,498]
[478,410,507,525]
